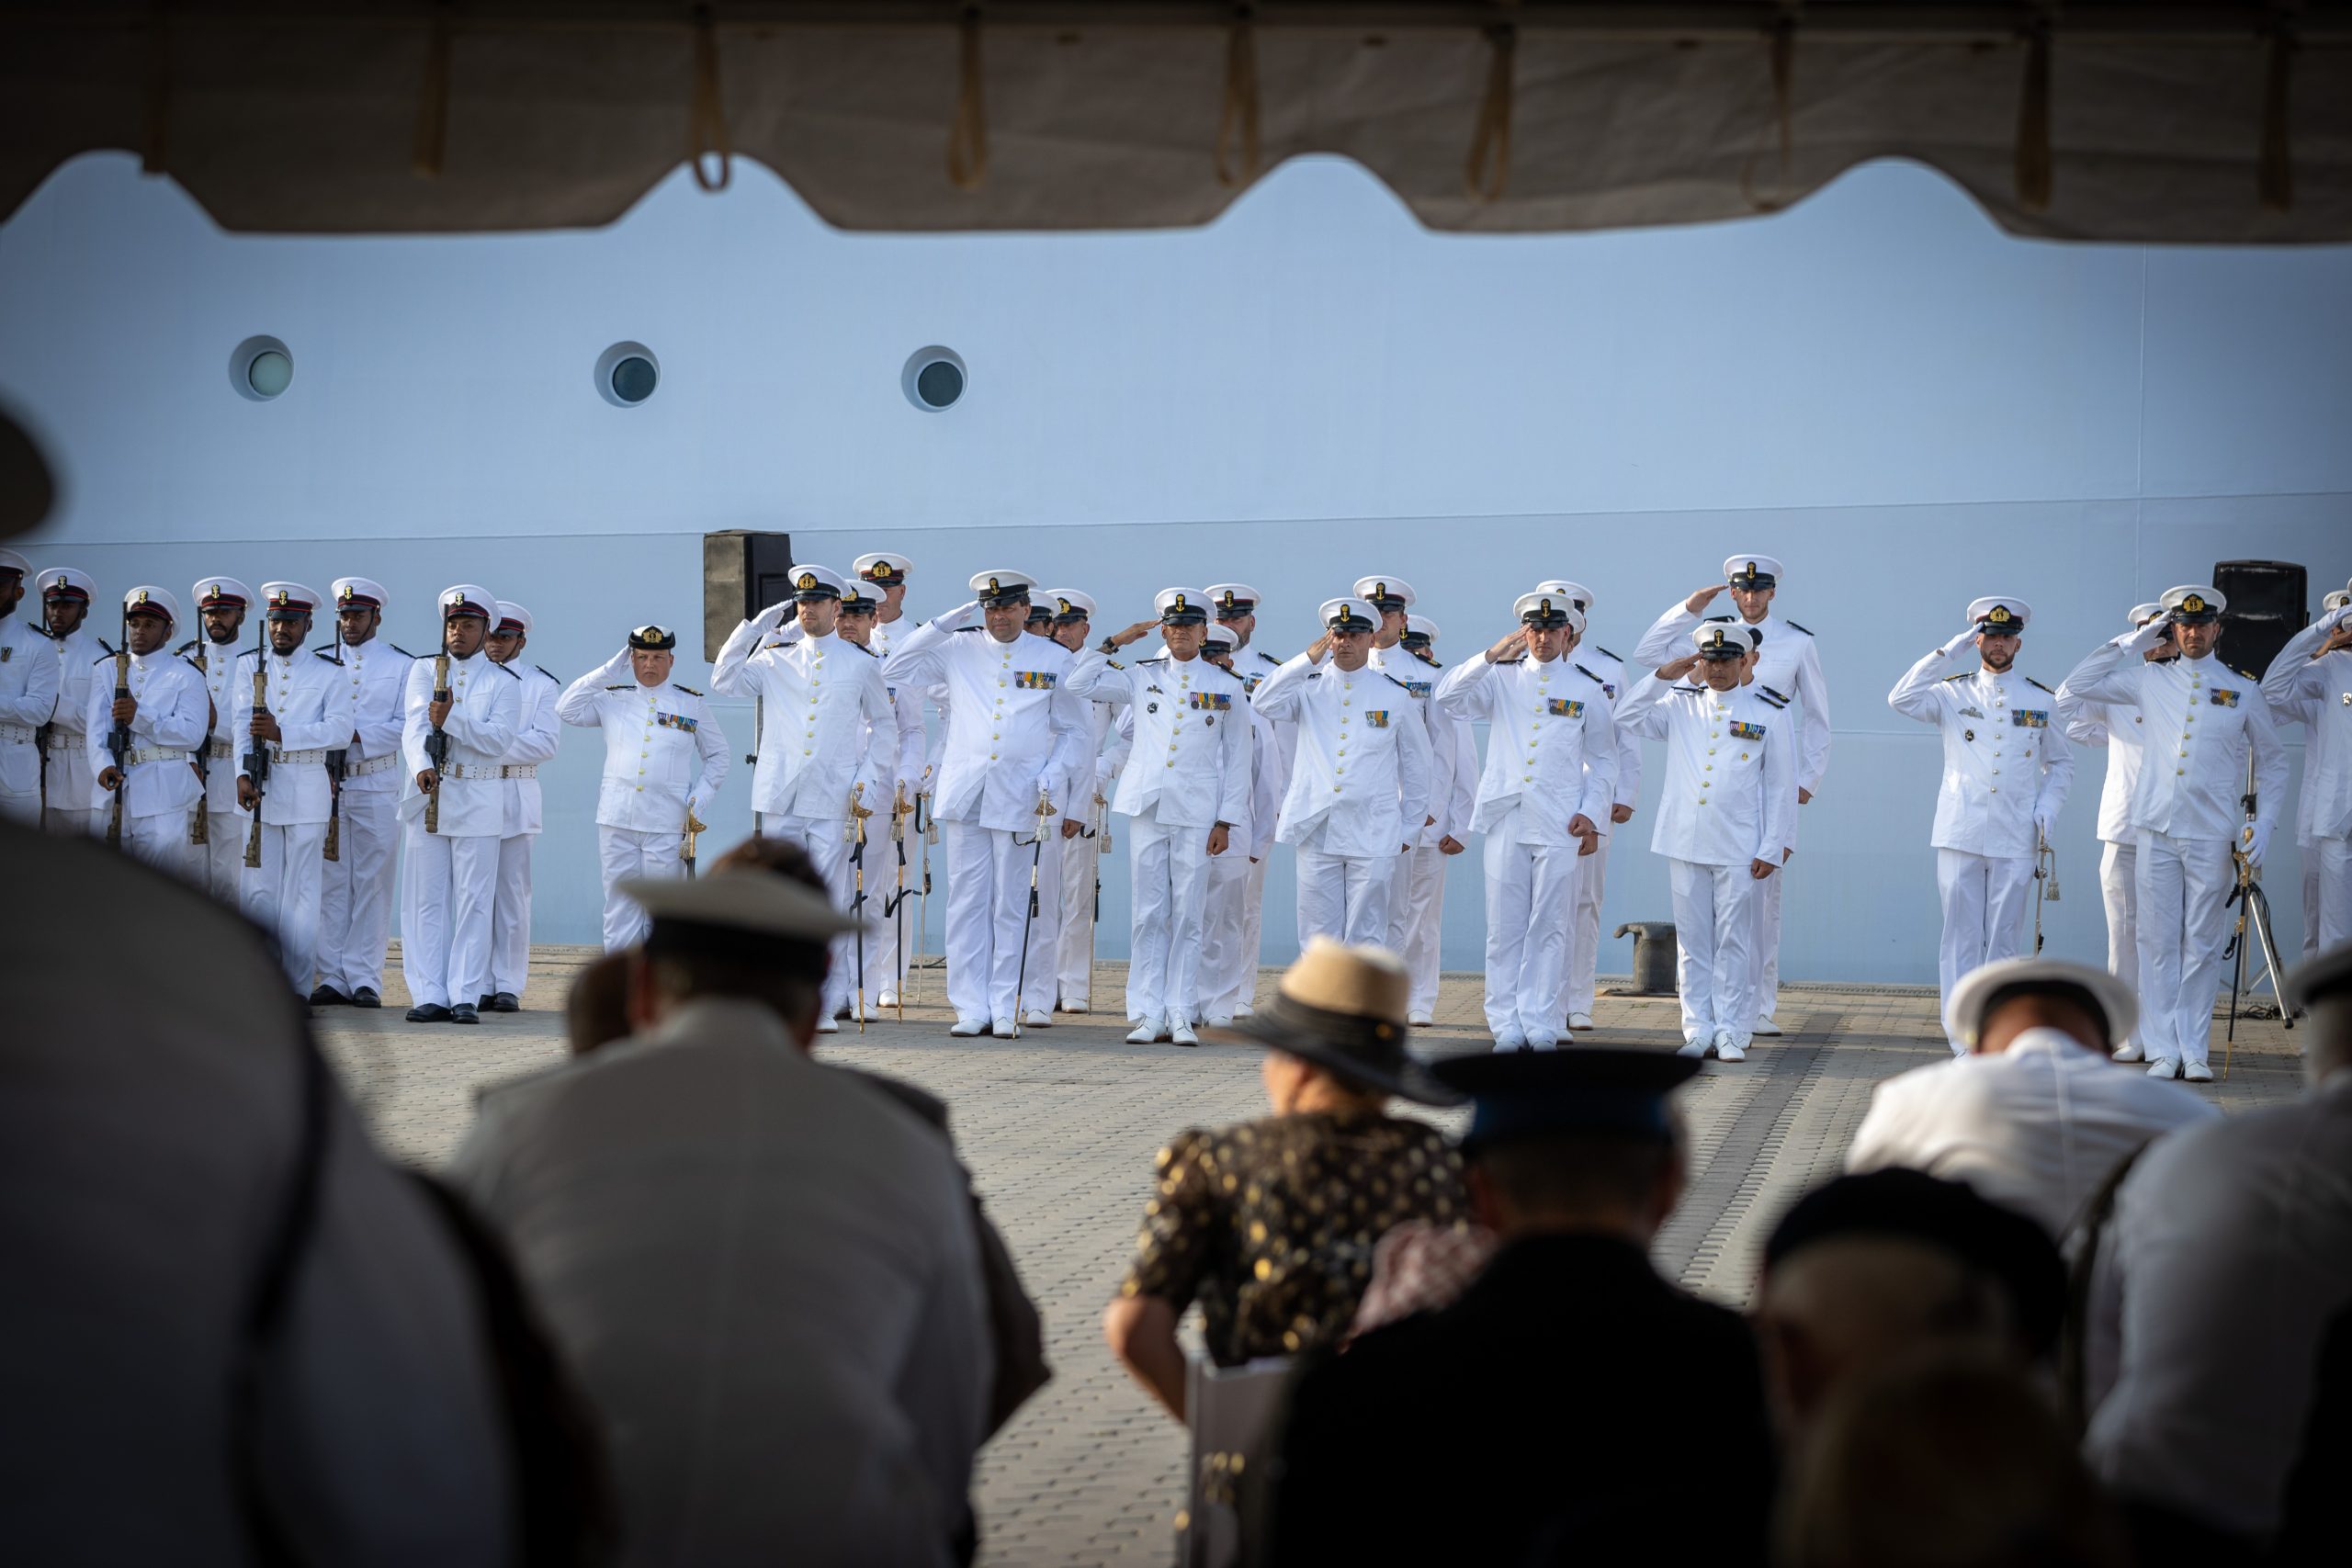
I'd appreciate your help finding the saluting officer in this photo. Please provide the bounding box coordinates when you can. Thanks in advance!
[837,576,928,1015]
[181,578,257,900]
[33,567,107,836]
[1634,555,1830,1036]
[2064,602,2168,1061]
[882,570,1089,1038]
[1533,580,1645,1034]
[313,578,413,1009]
[1194,622,1282,1025]
[560,622,731,953]
[0,547,62,826]
[1254,595,1433,949]
[2263,586,2352,957]
[233,583,357,990]
[1433,590,1616,1051]
[1069,588,1255,1045]
[400,584,523,1024]
[1041,590,1112,1014]
[86,586,208,873]
[481,601,561,1013]
[2061,586,2286,1081]
[1890,597,2077,1056]
[854,552,918,656]
[712,564,895,1028]
[1205,581,1292,1019]
[1613,623,1797,1063]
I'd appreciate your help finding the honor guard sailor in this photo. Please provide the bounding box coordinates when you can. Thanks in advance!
[1612,622,1797,1062]
[1534,580,1645,1033]
[400,585,523,1023]
[1254,596,1434,949]
[182,578,256,900]
[1011,588,1094,1024]
[1068,588,1254,1045]
[314,578,412,1008]
[2278,585,2352,963]
[835,577,929,1015]
[232,584,356,990]
[712,564,896,1028]
[2064,603,2169,1060]
[1890,598,2077,1056]
[2061,586,2287,1081]
[481,602,561,1012]
[1204,582,1294,1020]
[1040,590,1112,1014]
[2262,590,2352,956]
[883,570,1089,1037]
[86,586,208,872]
[33,567,107,837]
[560,621,730,953]
[1634,555,1829,1035]
[1433,590,1616,1050]
[0,547,62,826]
[1195,621,1281,1025]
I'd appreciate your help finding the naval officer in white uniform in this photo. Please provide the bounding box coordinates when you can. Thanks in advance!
[314,578,413,1009]
[1890,597,2077,1055]
[1205,581,1294,1019]
[34,567,107,837]
[2263,593,2352,955]
[181,578,256,900]
[1434,590,1616,1050]
[1069,589,1255,1045]
[1195,621,1281,1025]
[1041,590,1113,1013]
[481,601,561,1012]
[883,569,1090,1037]
[0,547,62,826]
[1634,555,1830,1034]
[1253,595,1433,950]
[831,577,926,1015]
[232,583,356,989]
[1614,623,1796,1063]
[85,586,207,872]
[1534,580,1644,1032]
[2064,602,2167,1060]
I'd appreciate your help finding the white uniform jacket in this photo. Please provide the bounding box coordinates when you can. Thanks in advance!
[2064,694,2152,847]
[712,611,896,818]
[333,638,417,797]
[231,647,358,827]
[0,614,61,799]
[40,627,107,808]
[496,665,563,837]
[557,652,730,834]
[2262,615,2352,843]
[1239,700,1281,858]
[1254,652,1433,858]
[1065,648,1253,829]
[1370,646,1475,845]
[2060,627,2286,846]
[1613,673,1796,867]
[1888,637,2075,859]
[1432,654,1617,845]
[82,647,208,818]
[177,637,251,818]
[1634,604,1831,793]
[881,609,1087,832]
[400,651,522,836]
[1236,646,1298,799]
[1575,643,1647,826]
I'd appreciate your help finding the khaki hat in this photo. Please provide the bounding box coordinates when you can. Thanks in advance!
[1210,937,1463,1105]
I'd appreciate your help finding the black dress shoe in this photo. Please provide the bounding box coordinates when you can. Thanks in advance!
[405,1003,451,1023]
[352,987,381,1010]
[309,984,350,1007]
[476,993,497,1011]
[490,992,520,1013]
[449,1004,480,1025]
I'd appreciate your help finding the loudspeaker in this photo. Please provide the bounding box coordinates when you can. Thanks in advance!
[702,530,795,662]
[2211,560,2306,677]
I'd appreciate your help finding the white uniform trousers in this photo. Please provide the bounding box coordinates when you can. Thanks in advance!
[401,826,499,1010]
[1053,823,1102,1007]
[1197,850,1257,1021]
[44,805,106,837]
[758,813,858,1017]
[195,812,249,904]
[2305,852,2323,963]
[1238,855,1272,1014]
[598,825,682,953]
[1479,810,1580,1041]
[316,788,397,998]
[0,777,37,825]
[2133,829,2235,1067]
[114,807,194,877]
[488,832,537,998]
[1934,848,2037,1051]
[858,824,917,1010]
[2099,840,2142,1050]
[1670,859,1756,1047]
[1386,842,1448,1017]
[2317,838,2352,953]
[1751,861,1786,1026]
[940,818,1045,1027]
[243,820,329,988]
[1124,804,1214,1026]
[1295,845,1394,950]
[1564,831,1611,1020]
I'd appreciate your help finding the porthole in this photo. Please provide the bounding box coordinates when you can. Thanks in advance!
[595,341,661,408]
[230,335,293,401]
[902,345,967,412]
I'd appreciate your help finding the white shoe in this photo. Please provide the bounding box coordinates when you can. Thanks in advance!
[2145,1056,2181,1079]
[1525,1032,1560,1052]
[1021,1009,1052,1028]
[1715,1036,1747,1063]
[949,1018,987,1037]
[814,1014,840,1034]
[1567,1011,1596,1032]
[2111,1043,2144,1064]
[1677,1040,1712,1059]
[1408,1010,1433,1026]
[1170,1019,1200,1046]
[1492,1030,1528,1054]
[876,988,899,1009]
[2184,1060,2214,1083]
[1752,1018,1782,1037]
[1234,1001,1254,1018]
[1204,1013,1234,1028]
[992,1019,1017,1039]
[1059,999,1090,1014]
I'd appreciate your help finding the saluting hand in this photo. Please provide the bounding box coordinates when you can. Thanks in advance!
[1485,629,1529,664]
[1105,619,1158,649]
[1655,655,1700,682]
[1683,584,1726,614]
[1306,632,1333,663]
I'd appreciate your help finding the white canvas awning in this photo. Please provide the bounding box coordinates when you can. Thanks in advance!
[4,2,2349,243]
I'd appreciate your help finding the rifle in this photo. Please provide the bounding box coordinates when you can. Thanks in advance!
[243,618,270,869]
[1010,784,1057,1038]
[189,641,210,846]
[322,619,345,862]
[34,716,48,818]
[424,651,451,833]
[106,607,130,846]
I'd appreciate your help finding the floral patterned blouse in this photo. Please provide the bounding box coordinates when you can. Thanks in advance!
[1117,1109,1470,1366]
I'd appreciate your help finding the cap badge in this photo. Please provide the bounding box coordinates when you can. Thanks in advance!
[797,572,817,591]
[134,589,150,604]
[1540,597,1554,616]
[271,589,290,605]
[1220,590,1236,608]
[2183,593,2206,613]
[986,576,1001,594]
[210,583,225,599]
[1374,582,1387,599]
[1988,605,2013,625]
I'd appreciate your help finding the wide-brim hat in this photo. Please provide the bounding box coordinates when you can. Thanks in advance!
[1946,956,2137,1050]
[1206,937,1463,1106]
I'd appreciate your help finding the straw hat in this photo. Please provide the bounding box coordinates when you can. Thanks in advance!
[1212,937,1462,1105]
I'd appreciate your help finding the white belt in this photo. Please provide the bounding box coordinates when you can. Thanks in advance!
[348,752,399,778]
[205,738,234,760]
[128,746,188,766]
[275,748,329,764]
[502,763,538,779]
[0,723,32,745]
[446,762,503,781]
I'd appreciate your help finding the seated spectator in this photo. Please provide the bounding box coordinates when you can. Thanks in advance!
[2082,942,2352,1563]
[1756,1169,2065,1448]
[1102,939,1469,1420]
[1845,957,2218,1238]
[565,948,634,1054]
[447,867,991,1568]
[1266,1050,1774,1567]
[1777,1352,2128,1568]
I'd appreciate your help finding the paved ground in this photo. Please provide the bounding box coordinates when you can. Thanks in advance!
[317,949,2310,1567]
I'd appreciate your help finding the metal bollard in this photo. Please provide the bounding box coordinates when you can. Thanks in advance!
[1613,921,1679,995]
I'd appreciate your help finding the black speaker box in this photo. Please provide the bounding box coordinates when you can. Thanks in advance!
[2211,559,2306,677]
[702,530,795,662]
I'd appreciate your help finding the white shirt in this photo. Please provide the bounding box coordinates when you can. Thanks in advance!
[557,653,730,834]
[177,633,251,815]
[334,636,417,795]
[82,644,207,818]
[231,645,359,827]
[2085,1070,2352,1539]
[1235,644,1299,806]
[1065,646,1253,829]
[1433,653,1616,845]
[1612,672,1795,866]
[1845,1028,2218,1239]
[0,612,61,799]
[1573,641,1646,828]
[1887,637,2075,858]
[1253,651,1434,858]
[2060,629,2287,845]
[1370,644,1476,845]
[882,608,1088,833]
[2261,613,2352,843]
[400,650,523,837]
[2065,690,2154,847]
[40,625,107,803]
[493,663,562,838]
[712,611,897,819]
[1632,603,1832,793]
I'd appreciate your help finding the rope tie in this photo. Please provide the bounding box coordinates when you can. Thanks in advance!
[1464,20,1517,202]
[1215,4,1262,189]
[687,4,733,192]
[2259,9,2298,213]
[947,5,989,192]
[141,2,172,175]
[2016,8,2054,213]
[413,0,455,178]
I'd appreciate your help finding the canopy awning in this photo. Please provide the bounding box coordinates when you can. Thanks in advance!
[5,2,2349,243]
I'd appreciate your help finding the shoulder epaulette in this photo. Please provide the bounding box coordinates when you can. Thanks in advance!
[2026,676,2055,694]
[96,638,116,657]
[174,637,198,656]
[312,648,345,666]
[236,646,264,661]
[1138,655,1167,666]
[1674,682,1706,694]
[1761,684,1791,703]
[849,641,879,658]
[492,660,521,679]
[1702,614,1736,624]
[2232,665,2260,682]
[1382,671,1410,691]
[530,664,558,683]
[1255,649,1283,664]
[389,643,419,659]
[91,649,116,666]
[673,683,702,696]
[953,624,984,634]
[1593,645,1623,663]
[1574,662,1604,685]
[1418,654,1445,670]
[1497,654,1528,665]
[1941,671,1971,682]
[605,683,632,692]
[1785,620,1815,636]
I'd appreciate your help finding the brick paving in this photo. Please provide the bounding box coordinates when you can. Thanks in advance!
[318,949,2311,1567]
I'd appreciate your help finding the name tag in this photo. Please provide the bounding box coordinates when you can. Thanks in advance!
[1015,671,1057,691]
[656,711,698,732]
[1187,692,1232,711]
[2210,688,2239,708]
[1546,698,1584,718]
[2010,709,2049,728]
[1730,720,1766,740]
[1365,710,1391,728]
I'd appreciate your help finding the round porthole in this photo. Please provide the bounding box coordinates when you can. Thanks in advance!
[595,342,661,408]
[902,346,967,412]
[230,335,293,401]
